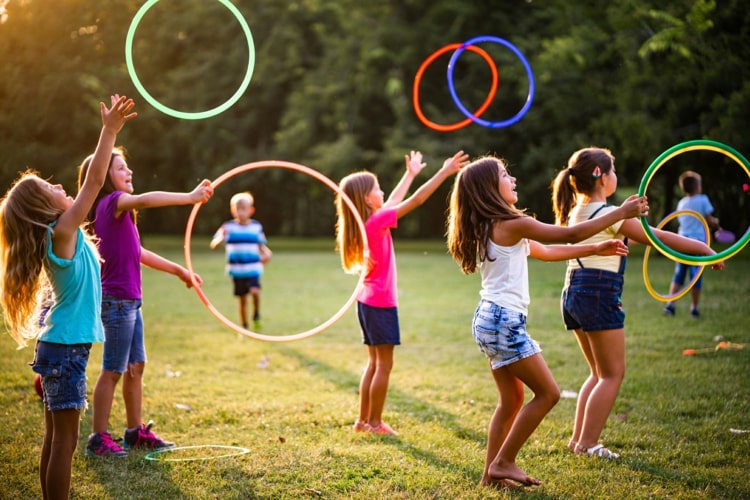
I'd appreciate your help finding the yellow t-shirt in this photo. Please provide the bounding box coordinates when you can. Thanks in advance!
[566,203,626,273]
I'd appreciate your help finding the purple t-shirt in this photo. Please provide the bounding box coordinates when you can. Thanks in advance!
[94,191,142,299]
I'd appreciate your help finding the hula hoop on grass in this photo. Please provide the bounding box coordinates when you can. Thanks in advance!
[144,444,250,462]
[125,0,255,120]
[638,140,750,265]
[413,43,499,132]
[446,35,534,128]
[642,210,709,302]
[184,161,368,342]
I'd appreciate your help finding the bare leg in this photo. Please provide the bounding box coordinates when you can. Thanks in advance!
[238,294,248,327]
[480,363,523,487]
[576,328,625,450]
[357,346,377,424]
[92,369,122,433]
[123,362,145,429]
[45,408,80,500]
[251,287,260,320]
[40,406,52,499]
[365,344,394,427]
[487,353,559,486]
[570,328,597,451]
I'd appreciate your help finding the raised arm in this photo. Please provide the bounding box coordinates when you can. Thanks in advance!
[499,194,648,245]
[117,179,213,212]
[618,218,724,270]
[54,95,136,257]
[394,150,469,219]
[383,151,427,208]
[529,239,628,262]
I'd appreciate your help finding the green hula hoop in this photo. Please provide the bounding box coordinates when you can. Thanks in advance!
[144,444,251,462]
[638,140,750,265]
[125,0,255,120]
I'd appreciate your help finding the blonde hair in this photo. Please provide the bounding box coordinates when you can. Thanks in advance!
[230,192,254,216]
[335,171,376,273]
[446,157,526,274]
[0,172,61,347]
[550,147,615,226]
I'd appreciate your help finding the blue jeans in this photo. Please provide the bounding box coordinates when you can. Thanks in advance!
[472,299,541,370]
[562,268,625,331]
[33,341,91,411]
[101,295,145,373]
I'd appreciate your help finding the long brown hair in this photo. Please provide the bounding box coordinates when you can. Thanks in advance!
[550,147,614,226]
[335,171,376,273]
[0,172,62,346]
[77,146,134,227]
[446,157,526,274]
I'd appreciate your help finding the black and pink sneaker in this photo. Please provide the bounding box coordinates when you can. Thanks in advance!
[123,420,175,450]
[85,432,128,458]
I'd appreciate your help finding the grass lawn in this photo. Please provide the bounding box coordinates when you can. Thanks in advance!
[1,236,748,499]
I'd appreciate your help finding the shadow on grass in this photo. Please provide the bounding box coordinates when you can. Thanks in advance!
[277,345,489,481]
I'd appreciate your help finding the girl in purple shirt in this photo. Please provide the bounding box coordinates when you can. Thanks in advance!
[77,147,213,457]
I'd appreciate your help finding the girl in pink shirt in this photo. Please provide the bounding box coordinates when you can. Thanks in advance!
[336,150,469,435]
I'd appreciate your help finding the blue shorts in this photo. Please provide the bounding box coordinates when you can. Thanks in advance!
[357,302,400,346]
[233,276,261,296]
[32,341,91,412]
[101,295,145,373]
[562,268,625,331]
[472,299,541,370]
[672,262,702,290]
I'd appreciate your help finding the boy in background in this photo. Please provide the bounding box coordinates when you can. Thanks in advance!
[211,192,272,328]
[663,171,719,318]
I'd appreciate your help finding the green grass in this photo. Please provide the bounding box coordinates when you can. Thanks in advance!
[1,236,749,499]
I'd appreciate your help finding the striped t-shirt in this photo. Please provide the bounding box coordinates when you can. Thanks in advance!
[215,220,267,278]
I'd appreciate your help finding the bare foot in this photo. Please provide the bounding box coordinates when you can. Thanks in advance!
[488,461,541,486]
[567,438,578,453]
[480,477,524,490]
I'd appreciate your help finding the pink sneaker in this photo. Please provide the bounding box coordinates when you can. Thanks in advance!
[123,420,175,450]
[352,420,367,432]
[367,422,398,435]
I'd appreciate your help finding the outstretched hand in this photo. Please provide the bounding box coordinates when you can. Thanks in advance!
[101,94,137,133]
[594,239,629,257]
[620,194,649,219]
[441,150,470,175]
[190,179,214,204]
[404,150,427,176]
[178,267,203,288]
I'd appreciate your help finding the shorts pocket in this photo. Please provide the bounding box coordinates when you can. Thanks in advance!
[32,362,65,398]
[472,303,501,357]
[566,288,600,326]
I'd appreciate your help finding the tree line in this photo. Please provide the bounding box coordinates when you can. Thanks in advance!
[1,0,747,239]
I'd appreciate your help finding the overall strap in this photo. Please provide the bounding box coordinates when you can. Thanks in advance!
[575,204,628,274]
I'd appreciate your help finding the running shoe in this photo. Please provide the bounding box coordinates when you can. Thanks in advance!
[123,421,175,450]
[85,432,128,458]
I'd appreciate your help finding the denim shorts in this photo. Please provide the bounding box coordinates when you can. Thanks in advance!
[357,302,401,346]
[672,262,702,290]
[32,341,91,412]
[472,299,541,370]
[562,268,625,331]
[101,295,145,373]
[233,276,261,296]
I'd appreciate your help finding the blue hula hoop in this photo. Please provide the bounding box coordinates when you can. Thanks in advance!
[446,35,534,128]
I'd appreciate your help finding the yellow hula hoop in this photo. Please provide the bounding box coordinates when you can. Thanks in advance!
[642,210,709,302]
[183,161,368,342]
[638,140,750,265]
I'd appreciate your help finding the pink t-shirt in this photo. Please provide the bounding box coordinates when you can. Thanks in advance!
[357,207,398,308]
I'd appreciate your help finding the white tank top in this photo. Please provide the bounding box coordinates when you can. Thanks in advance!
[479,238,530,316]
